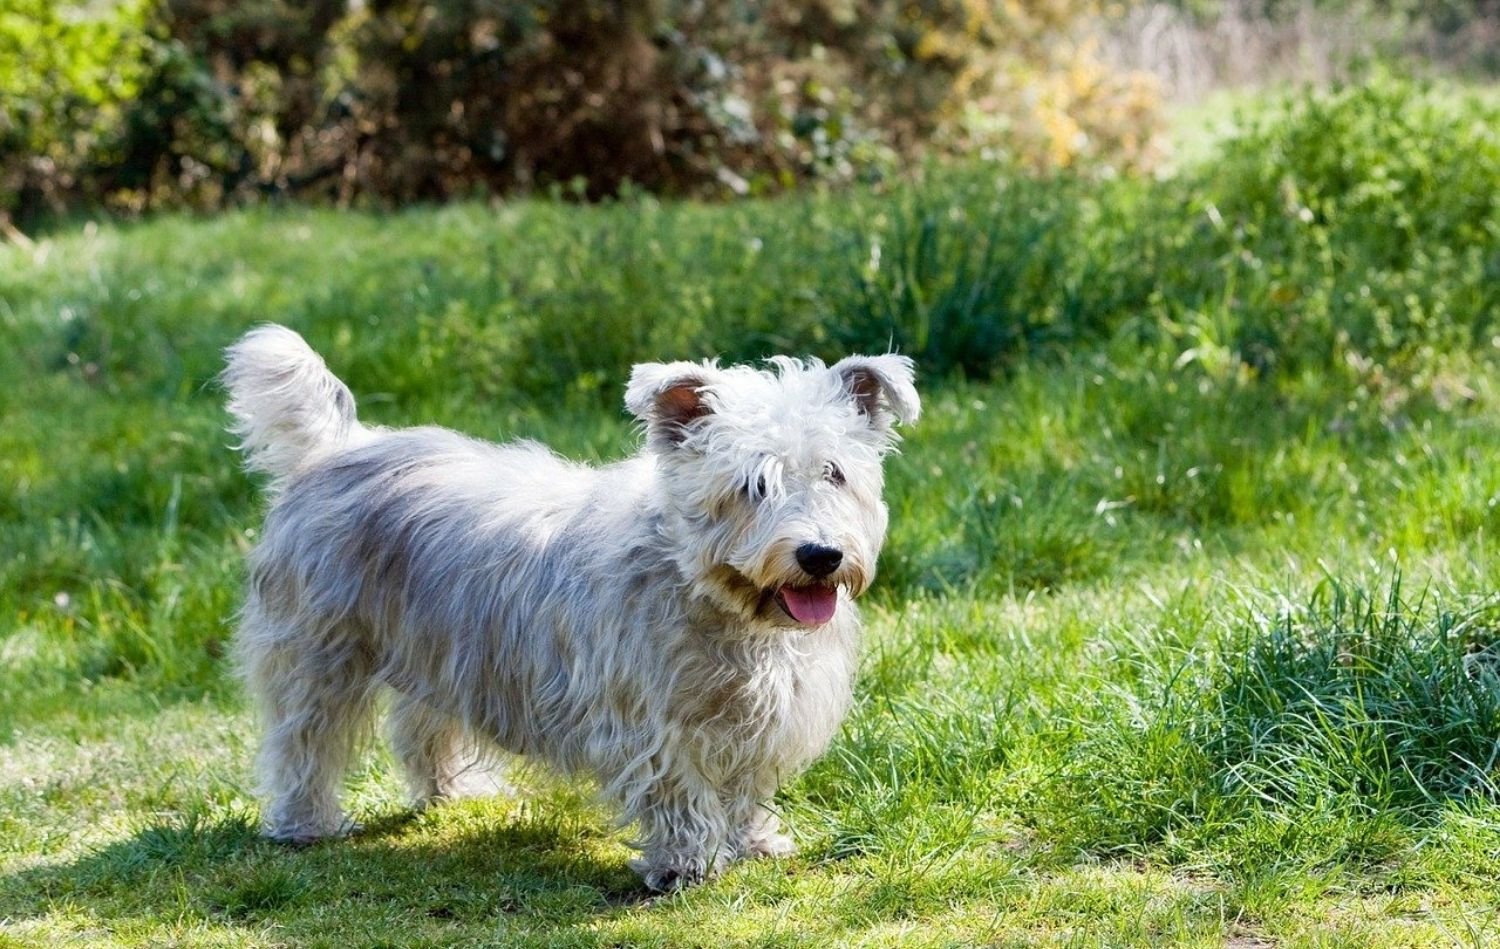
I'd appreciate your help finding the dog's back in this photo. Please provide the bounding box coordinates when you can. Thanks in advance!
[239,412,675,753]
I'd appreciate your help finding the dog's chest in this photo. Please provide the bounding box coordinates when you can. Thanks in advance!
[674,629,855,782]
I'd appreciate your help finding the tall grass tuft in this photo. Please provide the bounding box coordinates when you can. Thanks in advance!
[1038,576,1500,861]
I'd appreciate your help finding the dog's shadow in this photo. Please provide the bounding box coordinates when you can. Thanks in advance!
[0,804,656,939]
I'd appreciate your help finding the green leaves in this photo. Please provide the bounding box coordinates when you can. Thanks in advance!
[0,0,153,212]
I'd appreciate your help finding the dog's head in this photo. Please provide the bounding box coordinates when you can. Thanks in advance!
[626,354,919,629]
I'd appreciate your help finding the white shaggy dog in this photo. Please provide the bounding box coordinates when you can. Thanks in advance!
[222,324,919,890]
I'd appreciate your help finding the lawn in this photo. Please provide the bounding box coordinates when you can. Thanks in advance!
[3,78,1500,946]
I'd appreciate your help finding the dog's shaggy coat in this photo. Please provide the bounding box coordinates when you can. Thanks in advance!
[223,325,918,889]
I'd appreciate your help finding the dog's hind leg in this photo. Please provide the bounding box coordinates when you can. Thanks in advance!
[388,693,505,807]
[240,612,377,844]
[730,801,797,859]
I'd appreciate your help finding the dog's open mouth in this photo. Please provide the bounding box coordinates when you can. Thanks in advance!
[774,583,839,626]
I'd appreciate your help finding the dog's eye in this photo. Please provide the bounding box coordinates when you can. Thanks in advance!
[825,462,846,487]
[744,474,766,501]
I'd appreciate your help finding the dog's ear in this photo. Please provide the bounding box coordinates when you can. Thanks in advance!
[626,361,722,449]
[832,355,920,429]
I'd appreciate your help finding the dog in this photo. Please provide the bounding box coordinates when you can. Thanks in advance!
[222,324,919,890]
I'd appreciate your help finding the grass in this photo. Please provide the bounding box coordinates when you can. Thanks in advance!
[3,76,1500,945]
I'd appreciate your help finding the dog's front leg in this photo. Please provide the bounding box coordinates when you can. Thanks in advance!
[628,775,733,892]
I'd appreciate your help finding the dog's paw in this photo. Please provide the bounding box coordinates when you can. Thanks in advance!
[432,764,512,803]
[263,817,362,847]
[736,812,796,859]
[631,853,724,893]
[742,829,797,859]
[641,864,701,893]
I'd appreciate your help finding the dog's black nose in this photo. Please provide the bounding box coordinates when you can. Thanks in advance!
[795,543,843,578]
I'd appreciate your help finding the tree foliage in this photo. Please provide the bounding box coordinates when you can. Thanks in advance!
[0,0,1162,223]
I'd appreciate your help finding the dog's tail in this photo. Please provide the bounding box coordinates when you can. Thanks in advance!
[222,324,363,484]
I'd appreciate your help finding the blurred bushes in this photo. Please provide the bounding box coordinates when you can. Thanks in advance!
[10,77,1496,408]
[0,0,152,230]
[1213,77,1500,260]
[1196,77,1500,379]
[0,0,1163,226]
[1166,0,1500,68]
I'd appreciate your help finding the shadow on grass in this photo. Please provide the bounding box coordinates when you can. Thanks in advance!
[0,804,652,940]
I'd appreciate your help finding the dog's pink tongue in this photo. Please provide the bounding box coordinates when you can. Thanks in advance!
[782,585,837,625]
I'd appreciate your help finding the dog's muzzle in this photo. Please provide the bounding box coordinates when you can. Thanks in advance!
[770,544,845,625]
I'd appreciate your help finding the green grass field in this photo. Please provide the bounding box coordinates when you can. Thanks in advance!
[4,78,1500,946]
